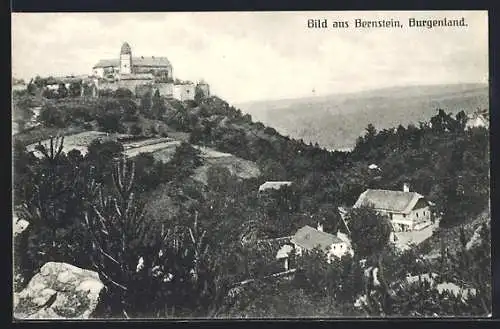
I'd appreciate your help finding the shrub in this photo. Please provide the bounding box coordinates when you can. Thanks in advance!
[130,124,142,135]
[114,88,134,99]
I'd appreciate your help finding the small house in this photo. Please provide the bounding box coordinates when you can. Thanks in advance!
[290,225,353,263]
[276,244,294,270]
[353,184,432,232]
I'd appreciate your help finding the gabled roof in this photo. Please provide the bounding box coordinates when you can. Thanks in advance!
[258,181,292,192]
[93,57,172,69]
[276,244,293,259]
[353,189,425,214]
[291,225,344,251]
[133,56,172,67]
[93,59,119,68]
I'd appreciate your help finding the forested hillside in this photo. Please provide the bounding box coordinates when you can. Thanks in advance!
[12,87,490,318]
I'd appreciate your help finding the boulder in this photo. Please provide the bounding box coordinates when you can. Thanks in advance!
[13,262,104,319]
[13,213,30,237]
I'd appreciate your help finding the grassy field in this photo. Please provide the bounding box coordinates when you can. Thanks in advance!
[25,131,132,156]
[192,155,261,184]
[22,129,261,185]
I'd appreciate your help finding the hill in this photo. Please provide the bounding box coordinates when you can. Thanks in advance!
[24,131,261,185]
[236,83,489,150]
[13,86,491,318]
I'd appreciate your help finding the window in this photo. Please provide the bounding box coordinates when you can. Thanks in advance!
[416,212,419,218]
[403,214,406,218]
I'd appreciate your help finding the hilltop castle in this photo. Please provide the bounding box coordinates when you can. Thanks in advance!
[91,42,209,101]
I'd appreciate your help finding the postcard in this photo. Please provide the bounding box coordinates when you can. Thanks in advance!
[12,11,490,319]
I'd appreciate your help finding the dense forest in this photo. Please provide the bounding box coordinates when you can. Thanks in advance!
[12,88,490,318]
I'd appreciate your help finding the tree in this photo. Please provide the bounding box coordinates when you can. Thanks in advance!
[139,91,153,113]
[39,105,66,128]
[206,166,234,193]
[15,136,92,283]
[194,87,205,105]
[114,88,134,99]
[57,83,68,98]
[168,142,203,180]
[151,89,166,119]
[85,139,125,185]
[130,124,142,136]
[69,82,82,97]
[346,206,392,258]
[97,112,125,133]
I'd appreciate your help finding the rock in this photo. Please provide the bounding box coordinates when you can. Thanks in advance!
[13,262,104,319]
[13,214,30,237]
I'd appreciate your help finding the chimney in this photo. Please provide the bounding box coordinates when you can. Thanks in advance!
[317,223,324,232]
[403,183,410,192]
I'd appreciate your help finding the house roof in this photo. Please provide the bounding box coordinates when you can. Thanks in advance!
[258,181,293,192]
[93,56,172,69]
[353,189,425,214]
[276,244,293,259]
[291,225,344,251]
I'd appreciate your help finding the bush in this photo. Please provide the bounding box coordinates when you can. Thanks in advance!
[114,88,134,99]
[97,112,125,133]
[38,106,67,128]
[130,124,142,135]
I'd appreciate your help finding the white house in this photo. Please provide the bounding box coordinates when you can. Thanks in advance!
[276,244,294,270]
[290,225,353,263]
[353,184,432,232]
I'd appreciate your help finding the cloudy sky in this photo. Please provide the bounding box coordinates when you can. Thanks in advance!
[12,11,488,103]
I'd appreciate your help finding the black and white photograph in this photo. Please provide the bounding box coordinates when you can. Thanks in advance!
[12,11,490,319]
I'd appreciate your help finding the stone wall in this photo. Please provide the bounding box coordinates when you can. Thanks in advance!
[173,83,195,101]
[196,83,210,98]
[154,82,174,98]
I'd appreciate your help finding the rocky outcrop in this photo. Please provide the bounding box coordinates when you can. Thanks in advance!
[13,213,29,237]
[13,262,104,319]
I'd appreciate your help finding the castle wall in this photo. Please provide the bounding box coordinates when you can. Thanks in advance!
[154,83,174,98]
[173,84,195,101]
[97,81,119,92]
[93,68,105,78]
[119,79,148,93]
[197,84,210,97]
[136,84,153,98]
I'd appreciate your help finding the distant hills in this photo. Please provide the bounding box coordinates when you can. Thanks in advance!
[236,83,489,151]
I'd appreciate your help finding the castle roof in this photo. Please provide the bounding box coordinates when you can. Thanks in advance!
[291,225,344,251]
[121,42,132,54]
[93,56,172,69]
[353,189,425,214]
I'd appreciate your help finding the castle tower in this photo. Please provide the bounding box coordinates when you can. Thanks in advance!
[120,42,132,74]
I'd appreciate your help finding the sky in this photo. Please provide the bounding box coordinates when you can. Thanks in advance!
[12,11,488,104]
